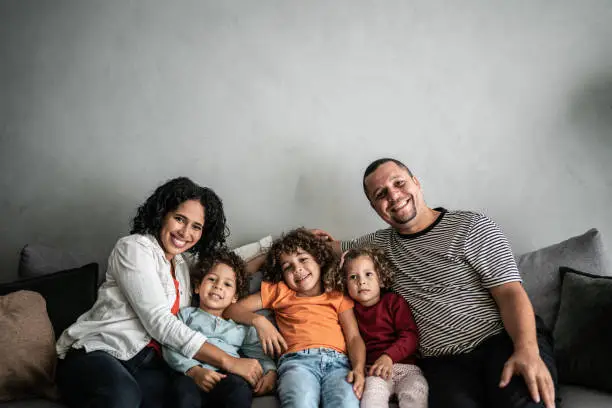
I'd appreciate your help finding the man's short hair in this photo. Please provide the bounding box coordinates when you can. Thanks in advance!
[362,158,413,198]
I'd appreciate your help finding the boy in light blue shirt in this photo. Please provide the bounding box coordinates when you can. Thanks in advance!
[164,249,276,408]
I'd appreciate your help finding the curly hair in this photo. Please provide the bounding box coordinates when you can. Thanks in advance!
[130,177,229,257]
[264,228,342,293]
[337,245,395,294]
[191,248,249,300]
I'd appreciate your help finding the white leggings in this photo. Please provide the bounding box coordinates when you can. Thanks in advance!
[360,363,428,408]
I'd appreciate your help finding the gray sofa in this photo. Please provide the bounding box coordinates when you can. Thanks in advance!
[1,228,611,407]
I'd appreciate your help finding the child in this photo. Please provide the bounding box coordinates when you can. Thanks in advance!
[341,245,428,408]
[163,249,277,408]
[224,228,366,408]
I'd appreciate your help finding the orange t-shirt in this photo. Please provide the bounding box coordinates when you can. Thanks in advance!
[260,281,354,355]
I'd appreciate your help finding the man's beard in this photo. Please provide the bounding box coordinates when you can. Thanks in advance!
[391,195,417,225]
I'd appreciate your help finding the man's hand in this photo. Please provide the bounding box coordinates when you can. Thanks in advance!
[346,369,365,399]
[226,357,263,387]
[254,370,277,396]
[186,366,226,392]
[310,229,341,255]
[499,346,555,408]
[310,228,335,242]
[368,354,393,380]
[253,315,287,357]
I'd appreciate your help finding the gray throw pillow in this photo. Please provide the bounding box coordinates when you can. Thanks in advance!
[553,267,612,393]
[18,244,89,278]
[516,228,610,330]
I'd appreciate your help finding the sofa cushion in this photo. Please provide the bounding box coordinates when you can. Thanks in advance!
[516,228,610,330]
[0,291,59,402]
[0,264,98,339]
[553,267,612,393]
[0,399,66,407]
[18,244,90,279]
[558,384,612,408]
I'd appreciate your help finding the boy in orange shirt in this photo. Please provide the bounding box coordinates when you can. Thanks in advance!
[224,228,365,408]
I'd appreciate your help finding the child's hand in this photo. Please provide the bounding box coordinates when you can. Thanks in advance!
[368,354,393,380]
[253,370,277,396]
[186,366,226,392]
[253,315,287,357]
[346,369,365,399]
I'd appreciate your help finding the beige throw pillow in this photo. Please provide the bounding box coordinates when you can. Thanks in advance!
[0,290,59,401]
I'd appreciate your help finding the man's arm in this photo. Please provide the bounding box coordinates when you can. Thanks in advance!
[465,215,555,408]
[490,282,555,408]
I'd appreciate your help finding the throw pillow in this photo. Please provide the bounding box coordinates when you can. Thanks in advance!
[18,243,90,278]
[0,291,59,401]
[0,263,99,339]
[516,228,610,330]
[553,267,612,393]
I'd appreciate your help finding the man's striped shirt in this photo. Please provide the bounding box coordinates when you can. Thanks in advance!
[341,208,521,357]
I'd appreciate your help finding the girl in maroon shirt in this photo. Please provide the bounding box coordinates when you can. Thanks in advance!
[341,246,428,408]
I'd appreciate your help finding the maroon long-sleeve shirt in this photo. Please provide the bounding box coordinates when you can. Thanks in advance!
[353,291,419,365]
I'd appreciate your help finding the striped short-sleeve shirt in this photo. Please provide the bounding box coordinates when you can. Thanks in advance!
[341,208,521,357]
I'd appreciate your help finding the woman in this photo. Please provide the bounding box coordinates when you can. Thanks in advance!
[56,177,263,408]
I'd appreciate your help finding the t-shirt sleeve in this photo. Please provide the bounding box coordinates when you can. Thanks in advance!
[337,294,354,314]
[340,231,380,252]
[464,214,522,288]
[260,281,281,309]
[383,294,418,363]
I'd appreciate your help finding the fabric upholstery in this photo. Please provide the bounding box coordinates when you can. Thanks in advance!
[516,228,610,330]
[0,264,98,340]
[18,244,90,279]
[0,291,59,402]
[554,267,612,393]
[558,385,612,408]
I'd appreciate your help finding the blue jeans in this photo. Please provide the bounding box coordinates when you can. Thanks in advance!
[277,348,359,408]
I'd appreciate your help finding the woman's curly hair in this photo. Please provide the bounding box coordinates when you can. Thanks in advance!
[264,228,342,293]
[191,248,249,300]
[337,245,395,294]
[130,177,229,257]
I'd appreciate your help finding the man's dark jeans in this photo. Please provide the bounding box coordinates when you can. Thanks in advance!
[57,347,179,408]
[420,317,559,408]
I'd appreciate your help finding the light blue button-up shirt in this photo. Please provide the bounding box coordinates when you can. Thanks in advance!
[163,306,276,374]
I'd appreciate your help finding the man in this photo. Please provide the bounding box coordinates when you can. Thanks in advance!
[314,158,557,408]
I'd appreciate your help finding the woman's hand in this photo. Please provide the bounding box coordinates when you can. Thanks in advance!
[253,315,287,357]
[186,366,226,392]
[368,354,393,380]
[254,370,277,396]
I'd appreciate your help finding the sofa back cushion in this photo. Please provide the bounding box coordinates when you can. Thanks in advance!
[0,263,99,339]
[18,244,91,279]
[516,228,611,330]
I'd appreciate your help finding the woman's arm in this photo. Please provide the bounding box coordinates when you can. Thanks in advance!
[224,293,287,356]
[339,308,366,399]
[111,238,206,359]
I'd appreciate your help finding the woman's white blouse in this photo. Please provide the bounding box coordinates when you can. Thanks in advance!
[56,234,207,360]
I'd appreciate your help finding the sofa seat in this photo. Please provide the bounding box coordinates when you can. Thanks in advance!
[559,385,612,407]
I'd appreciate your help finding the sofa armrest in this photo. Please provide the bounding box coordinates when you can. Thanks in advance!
[0,263,98,339]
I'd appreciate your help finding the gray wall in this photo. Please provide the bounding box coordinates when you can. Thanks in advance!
[1,0,611,281]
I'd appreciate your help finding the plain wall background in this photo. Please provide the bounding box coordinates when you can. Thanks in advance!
[1,0,611,281]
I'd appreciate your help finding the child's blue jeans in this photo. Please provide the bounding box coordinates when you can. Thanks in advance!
[277,347,360,408]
